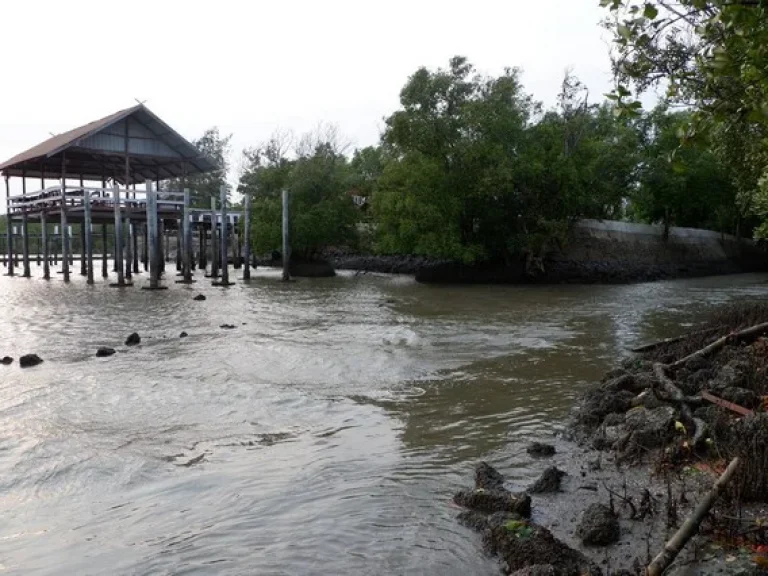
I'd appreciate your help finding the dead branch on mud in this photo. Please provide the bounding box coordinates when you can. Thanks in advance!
[670,321,768,370]
[646,457,741,576]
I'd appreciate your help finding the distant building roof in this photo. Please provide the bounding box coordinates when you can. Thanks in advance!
[0,104,218,183]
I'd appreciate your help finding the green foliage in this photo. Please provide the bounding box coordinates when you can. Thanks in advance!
[503,519,535,539]
[373,59,641,264]
[628,107,740,236]
[166,127,232,208]
[602,0,768,235]
[238,130,359,258]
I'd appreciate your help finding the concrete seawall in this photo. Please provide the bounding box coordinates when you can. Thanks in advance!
[328,220,768,284]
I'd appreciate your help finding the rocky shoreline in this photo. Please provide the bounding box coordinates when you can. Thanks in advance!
[453,304,768,575]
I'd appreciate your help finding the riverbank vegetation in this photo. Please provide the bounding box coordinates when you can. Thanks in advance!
[183,2,766,269]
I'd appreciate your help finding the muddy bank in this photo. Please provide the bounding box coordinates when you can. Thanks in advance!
[455,304,768,575]
[327,220,768,284]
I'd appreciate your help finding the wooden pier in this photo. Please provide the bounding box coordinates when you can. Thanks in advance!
[0,104,254,286]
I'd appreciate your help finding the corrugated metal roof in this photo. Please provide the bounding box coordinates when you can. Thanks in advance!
[0,104,219,183]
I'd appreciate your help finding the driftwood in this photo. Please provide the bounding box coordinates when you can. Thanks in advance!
[701,391,754,417]
[646,457,742,576]
[670,321,768,370]
[653,363,707,447]
[631,326,723,354]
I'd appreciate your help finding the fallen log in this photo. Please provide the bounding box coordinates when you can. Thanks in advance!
[646,457,741,576]
[670,321,768,370]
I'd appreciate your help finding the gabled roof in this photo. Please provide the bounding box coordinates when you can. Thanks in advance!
[0,104,219,183]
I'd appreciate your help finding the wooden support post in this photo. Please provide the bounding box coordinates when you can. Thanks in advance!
[124,216,132,280]
[101,223,108,278]
[36,234,41,265]
[21,213,30,277]
[142,223,148,271]
[243,193,251,280]
[84,189,93,284]
[216,185,231,286]
[210,197,219,278]
[41,212,50,279]
[132,223,139,273]
[53,227,58,265]
[158,220,165,273]
[60,174,70,282]
[183,189,193,282]
[165,224,171,263]
[282,189,290,282]
[5,175,13,276]
[78,176,86,276]
[112,186,124,286]
[198,226,206,270]
[21,173,30,277]
[145,181,162,290]
[176,222,182,271]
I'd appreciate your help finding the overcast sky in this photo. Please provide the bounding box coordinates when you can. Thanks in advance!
[0,0,613,186]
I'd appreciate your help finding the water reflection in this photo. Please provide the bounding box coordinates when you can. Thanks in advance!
[1,268,767,574]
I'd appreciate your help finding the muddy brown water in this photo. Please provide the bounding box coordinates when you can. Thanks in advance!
[2,268,768,575]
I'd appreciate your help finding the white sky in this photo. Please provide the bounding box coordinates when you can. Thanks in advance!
[0,0,614,189]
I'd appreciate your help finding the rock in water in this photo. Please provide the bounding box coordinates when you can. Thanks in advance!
[193,294,206,301]
[219,324,236,330]
[526,442,556,457]
[19,354,43,368]
[475,462,506,491]
[179,332,189,338]
[125,333,141,346]
[453,489,532,517]
[96,347,116,357]
[0,356,12,365]
[481,513,600,575]
[577,503,620,546]
[529,467,567,494]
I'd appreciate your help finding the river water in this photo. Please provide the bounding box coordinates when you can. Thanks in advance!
[1,268,768,575]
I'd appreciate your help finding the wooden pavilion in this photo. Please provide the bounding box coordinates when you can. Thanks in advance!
[0,104,250,287]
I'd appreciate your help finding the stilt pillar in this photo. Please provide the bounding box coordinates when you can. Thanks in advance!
[60,179,70,282]
[282,189,290,282]
[101,223,108,278]
[84,190,93,284]
[41,212,50,280]
[243,193,251,280]
[112,186,125,286]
